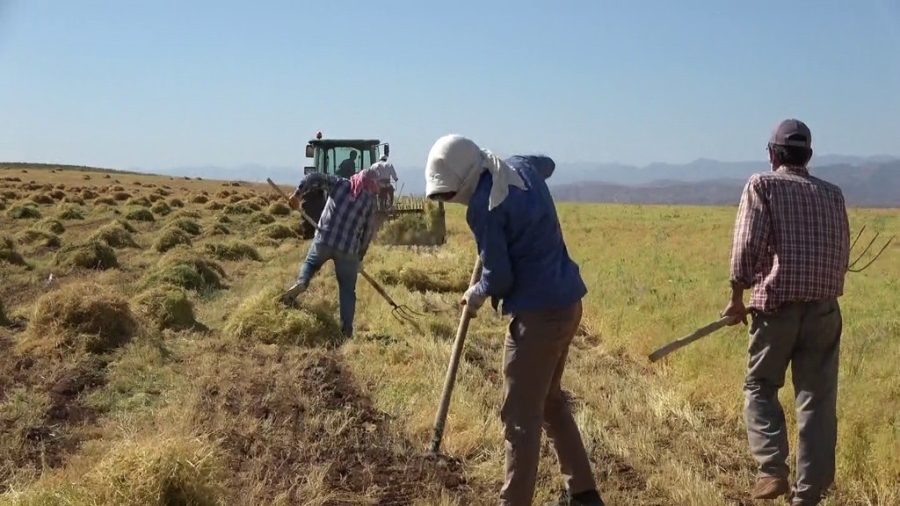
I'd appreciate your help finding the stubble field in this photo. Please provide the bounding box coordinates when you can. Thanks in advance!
[0,163,897,506]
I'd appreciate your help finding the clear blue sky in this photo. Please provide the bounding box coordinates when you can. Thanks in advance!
[1,0,899,170]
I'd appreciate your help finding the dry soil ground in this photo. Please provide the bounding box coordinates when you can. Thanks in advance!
[0,163,897,506]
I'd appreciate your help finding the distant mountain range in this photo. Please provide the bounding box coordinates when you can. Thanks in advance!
[131,154,900,207]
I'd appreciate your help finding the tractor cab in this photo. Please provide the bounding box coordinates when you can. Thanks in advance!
[298,131,445,245]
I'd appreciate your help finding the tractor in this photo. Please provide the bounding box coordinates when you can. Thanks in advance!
[298,132,446,244]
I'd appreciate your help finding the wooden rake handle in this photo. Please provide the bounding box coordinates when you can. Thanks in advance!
[429,255,483,455]
[647,316,734,363]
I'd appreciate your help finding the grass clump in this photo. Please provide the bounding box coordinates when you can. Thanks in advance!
[168,198,184,208]
[151,201,172,216]
[223,286,340,346]
[0,235,28,266]
[154,226,193,253]
[268,201,291,216]
[56,203,85,220]
[54,240,119,270]
[16,229,61,248]
[133,284,200,331]
[126,196,152,207]
[173,218,202,236]
[203,241,262,262]
[144,248,226,293]
[30,193,55,205]
[257,223,296,240]
[7,204,41,220]
[376,264,469,293]
[81,436,226,506]
[90,222,139,249]
[190,194,209,204]
[125,208,155,222]
[35,218,65,234]
[0,299,11,327]
[223,203,253,215]
[210,224,231,236]
[250,211,275,225]
[27,282,136,353]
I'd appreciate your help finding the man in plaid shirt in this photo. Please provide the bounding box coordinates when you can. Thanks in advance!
[281,168,380,338]
[721,119,850,506]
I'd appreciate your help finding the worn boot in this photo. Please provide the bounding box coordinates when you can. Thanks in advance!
[750,475,790,500]
[280,282,307,307]
[545,489,605,506]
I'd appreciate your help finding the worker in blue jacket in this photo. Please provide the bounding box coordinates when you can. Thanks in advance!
[424,134,604,506]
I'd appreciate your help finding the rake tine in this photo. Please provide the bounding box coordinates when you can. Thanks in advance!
[848,231,880,271]
[848,234,895,273]
[391,305,422,325]
[849,225,866,253]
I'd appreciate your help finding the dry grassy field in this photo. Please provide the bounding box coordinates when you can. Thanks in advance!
[0,163,897,506]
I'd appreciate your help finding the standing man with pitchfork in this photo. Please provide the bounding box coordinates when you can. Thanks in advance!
[721,119,851,506]
[425,134,604,506]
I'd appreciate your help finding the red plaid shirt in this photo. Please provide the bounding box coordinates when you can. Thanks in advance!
[729,166,850,312]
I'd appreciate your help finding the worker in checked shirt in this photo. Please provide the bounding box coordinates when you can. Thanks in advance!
[282,168,380,338]
[721,118,850,506]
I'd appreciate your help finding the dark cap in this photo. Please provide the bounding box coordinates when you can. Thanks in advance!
[769,118,812,148]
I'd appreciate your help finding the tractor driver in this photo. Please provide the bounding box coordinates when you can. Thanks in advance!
[337,151,358,179]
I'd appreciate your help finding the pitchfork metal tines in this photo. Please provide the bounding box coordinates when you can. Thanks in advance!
[847,225,895,273]
[358,270,424,324]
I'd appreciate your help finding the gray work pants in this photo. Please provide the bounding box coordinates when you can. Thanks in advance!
[744,298,842,505]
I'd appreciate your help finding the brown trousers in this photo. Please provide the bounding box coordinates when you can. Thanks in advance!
[498,300,597,506]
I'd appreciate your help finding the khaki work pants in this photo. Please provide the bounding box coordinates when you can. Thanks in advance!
[744,298,842,505]
[498,300,597,506]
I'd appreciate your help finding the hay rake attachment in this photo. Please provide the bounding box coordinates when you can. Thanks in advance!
[265,178,423,325]
[848,225,894,273]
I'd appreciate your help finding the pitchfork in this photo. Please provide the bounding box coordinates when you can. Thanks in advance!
[847,225,894,273]
[265,178,424,325]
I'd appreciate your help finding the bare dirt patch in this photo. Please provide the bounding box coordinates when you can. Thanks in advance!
[0,351,108,492]
[190,344,493,505]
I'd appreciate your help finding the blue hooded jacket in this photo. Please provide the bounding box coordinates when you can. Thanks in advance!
[466,155,588,314]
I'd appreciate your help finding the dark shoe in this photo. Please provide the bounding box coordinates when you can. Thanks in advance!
[751,475,790,500]
[280,282,307,307]
[545,489,605,506]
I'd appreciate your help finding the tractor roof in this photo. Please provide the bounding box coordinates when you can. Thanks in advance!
[308,138,381,149]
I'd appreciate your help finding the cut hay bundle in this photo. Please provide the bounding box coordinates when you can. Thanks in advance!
[133,284,199,331]
[0,234,28,266]
[28,282,136,353]
[202,241,261,262]
[153,226,192,253]
[376,264,469,293]
[16,229,61,248]
[144,248,226,293]
[0,299,11,327]
[56,203,85,220]
[90,222,139,249]
[223,287,340,347]
[6,204,41,220]
[54,240,118,270]
[82,436,226,506]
